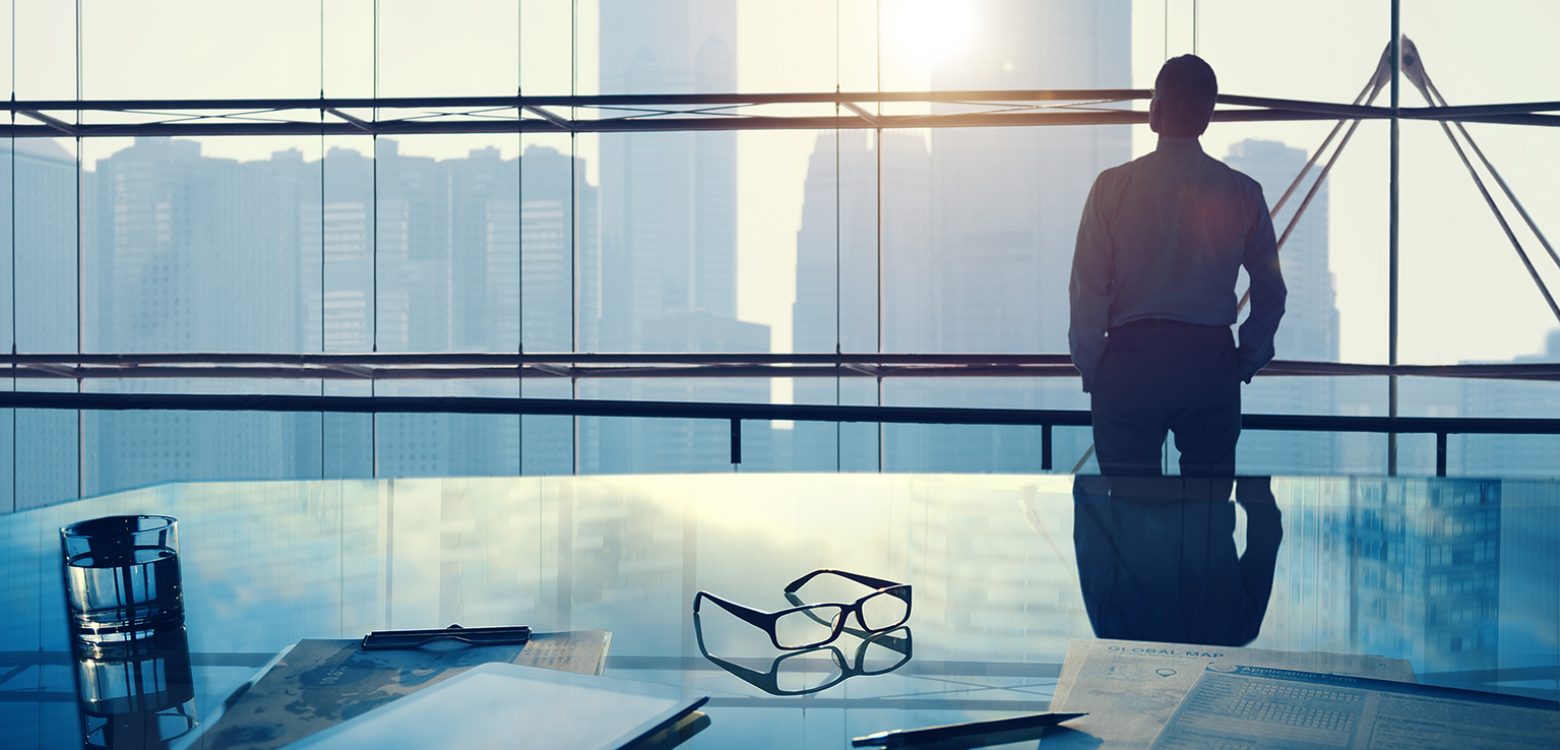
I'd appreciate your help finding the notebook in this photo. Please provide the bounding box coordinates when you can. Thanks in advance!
[287,662,709,750]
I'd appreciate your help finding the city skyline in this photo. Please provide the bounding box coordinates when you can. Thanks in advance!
[0,1,1554,506]
[11,2,1554,367]
[0,113,1555,503]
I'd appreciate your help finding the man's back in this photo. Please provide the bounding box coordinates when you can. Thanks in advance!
[1068,54,1286,477]
[1091,138,1267,332]
[1070,136,1285,395]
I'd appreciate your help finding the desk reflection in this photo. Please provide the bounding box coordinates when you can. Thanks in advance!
[693,609,913,696]
[74,624,198,750]
[1072,476,1283,647]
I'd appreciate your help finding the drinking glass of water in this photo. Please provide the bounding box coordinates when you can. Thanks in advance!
[61,515,184,643]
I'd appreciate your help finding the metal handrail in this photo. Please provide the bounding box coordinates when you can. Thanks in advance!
[1,390,1552,478]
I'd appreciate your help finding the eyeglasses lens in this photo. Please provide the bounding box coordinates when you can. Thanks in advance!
[774,605,844,648]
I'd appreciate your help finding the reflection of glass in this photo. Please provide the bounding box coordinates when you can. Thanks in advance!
[694,610,912,696]
[693,569,911,650]
[61,515,184,642]
[74,625,198,750]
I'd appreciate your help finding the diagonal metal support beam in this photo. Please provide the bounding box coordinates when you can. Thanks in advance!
[17,109,75,136]
[841,101,882,127]
[325,107,374,134]
[522,105,575,132]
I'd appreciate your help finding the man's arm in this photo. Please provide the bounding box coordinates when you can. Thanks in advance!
[1069,176,1115,393]
[1237,184,1286,383]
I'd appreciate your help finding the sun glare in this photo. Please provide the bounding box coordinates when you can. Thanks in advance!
[889,0,976,65]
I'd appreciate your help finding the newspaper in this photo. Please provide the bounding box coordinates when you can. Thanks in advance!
[1151,665,1560,749]
[1048,639,1415,749]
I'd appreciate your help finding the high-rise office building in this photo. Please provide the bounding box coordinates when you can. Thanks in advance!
[4,140,84,508]
[84,138,317,496]
[369,141,595,479]
[588,1,771,472]
[1457,329,1560,477]
[791,130,931,470]
[887,0,1132,472]
[1349,477,1501,675]
[594,0,738,350]
[1225,139,1341,473]
[55,139,600,494]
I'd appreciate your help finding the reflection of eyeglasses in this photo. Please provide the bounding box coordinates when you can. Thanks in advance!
[692,569,912,650]
[694,611,912,696]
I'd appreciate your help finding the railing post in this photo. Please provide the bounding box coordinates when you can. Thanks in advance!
[1435,432,1447,477]
[730,419,742,465]
[1042,423,1053,471]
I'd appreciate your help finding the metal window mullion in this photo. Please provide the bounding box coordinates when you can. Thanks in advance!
[875,0,885,474]
[1387,0,1401,476]
[570,0,579,476]
[370,0,379,478]
[74,0,83,500]
[8,0,14,511]
[319,0,327,480]
[524,0,530,474]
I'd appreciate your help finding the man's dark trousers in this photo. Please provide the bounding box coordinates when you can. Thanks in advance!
[1090,320,1241,476]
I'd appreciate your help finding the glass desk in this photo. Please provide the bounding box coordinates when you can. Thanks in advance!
[2,474,1556,748]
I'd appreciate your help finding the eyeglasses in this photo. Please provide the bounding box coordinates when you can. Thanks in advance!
[694,612,912,696]
[692,569,912,651]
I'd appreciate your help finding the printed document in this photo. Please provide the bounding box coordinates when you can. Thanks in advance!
[1048,639,1414,749]
[1150,665,1559,749]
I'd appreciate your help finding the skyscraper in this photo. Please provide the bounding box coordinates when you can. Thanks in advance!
[589,1,772,472]
[792,130,931,470]
[84,138,317,496]
[1225,139,1341,473]
[887,0,1132,471]
[4,140,84,508]
[1457,329,1560,477]
[594,0,738,350]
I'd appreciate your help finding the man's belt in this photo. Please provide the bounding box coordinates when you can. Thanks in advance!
[1109,317,1229,333]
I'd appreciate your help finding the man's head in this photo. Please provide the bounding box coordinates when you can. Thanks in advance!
[1150,55,1218,138]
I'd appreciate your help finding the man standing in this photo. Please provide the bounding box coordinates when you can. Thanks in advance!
[1069,55,1286,476]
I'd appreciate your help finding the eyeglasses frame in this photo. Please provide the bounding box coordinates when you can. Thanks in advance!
[692,568,912,651]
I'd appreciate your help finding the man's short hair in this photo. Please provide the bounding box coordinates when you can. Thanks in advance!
[1153,55,1218,137]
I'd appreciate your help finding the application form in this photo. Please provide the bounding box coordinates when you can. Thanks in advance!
[1150,666,1560,750]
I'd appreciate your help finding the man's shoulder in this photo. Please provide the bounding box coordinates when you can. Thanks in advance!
[1212,158,1266,195]
[1091,158,1139,189]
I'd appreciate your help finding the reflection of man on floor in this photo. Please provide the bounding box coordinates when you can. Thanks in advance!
[1069,55,1287,476]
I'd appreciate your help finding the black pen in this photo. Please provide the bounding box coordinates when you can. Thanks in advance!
[852,711,1087,748]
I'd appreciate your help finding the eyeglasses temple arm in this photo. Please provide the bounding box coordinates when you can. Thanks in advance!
[783,568,904,594]
[693,590,773,629]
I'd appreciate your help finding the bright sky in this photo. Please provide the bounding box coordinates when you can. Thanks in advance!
[11,0,1558,365]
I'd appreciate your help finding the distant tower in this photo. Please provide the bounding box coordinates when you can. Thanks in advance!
[586,1,773,472]
[85,138,315,496]
[1225,140,1339,363]
[1457,329,1560,477]
[792,130,932,470]
[594,0,737,350]
[1225,139,1341,474]
[5,140,83,508]
[892,0,1133,471]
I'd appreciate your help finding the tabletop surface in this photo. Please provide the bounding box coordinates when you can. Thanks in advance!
[2,473,1556,748]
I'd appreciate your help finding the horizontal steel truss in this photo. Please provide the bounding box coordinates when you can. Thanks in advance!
[3,90,1557,138]
[2,353,1558,382]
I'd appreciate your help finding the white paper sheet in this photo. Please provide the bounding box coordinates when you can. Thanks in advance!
[1150,665,1559,749]
[1048,640,1416,749]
